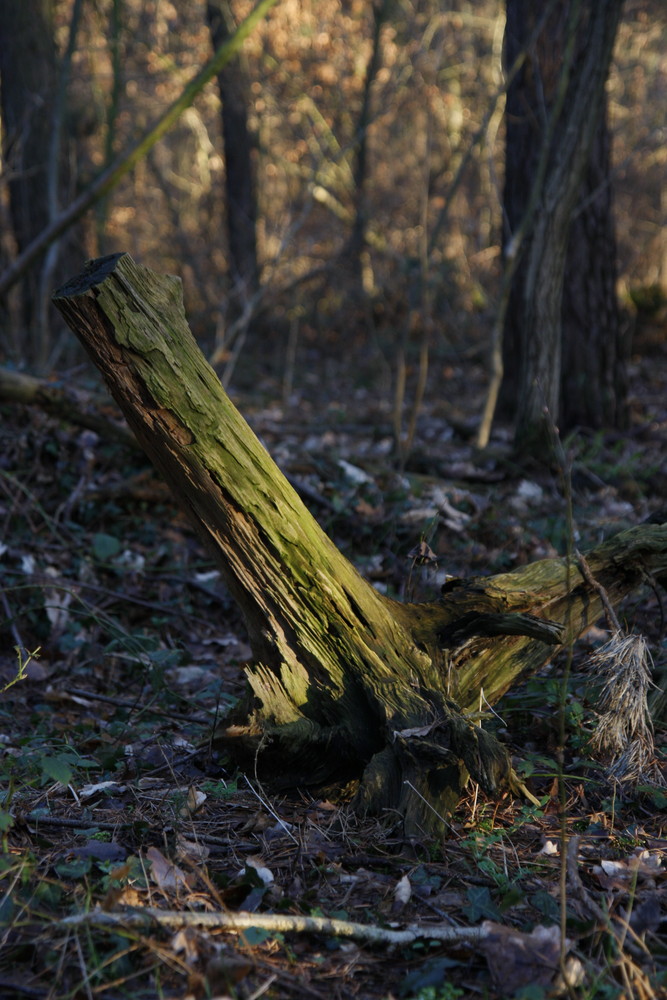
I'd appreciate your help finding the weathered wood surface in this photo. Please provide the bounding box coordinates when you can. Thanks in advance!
[53,253,667,833]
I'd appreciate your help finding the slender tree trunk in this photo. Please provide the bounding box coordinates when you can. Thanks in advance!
[53,254,667,835]
[500,0,625,455]
[207,0,260,303]
[560,118,628,428]
[0,0,57,364]
[346,0,389,280]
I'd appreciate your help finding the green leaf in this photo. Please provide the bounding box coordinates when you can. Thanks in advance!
[514,986,549,1000]
[463,885,501,922]
[240,926,273,946]
[92,533,121,560]
[41,756,74,786]
[76,758,99,769]
[54,856,92,879]
[530,890,560,921]
[636,785,667,809]
[500,886,525,911]
[401,956,460,995]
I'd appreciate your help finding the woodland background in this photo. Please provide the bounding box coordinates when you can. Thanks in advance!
[1,0,665,393]
[0,2,666,999]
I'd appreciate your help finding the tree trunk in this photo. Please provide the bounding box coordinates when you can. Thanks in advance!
[207,0,260,302]
[345,0,389,283]
[0,0,57,365]
[500,0,625,455]
[52,254,667,835]
[560,117,628,429]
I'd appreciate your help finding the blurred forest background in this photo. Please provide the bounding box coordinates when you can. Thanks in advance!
[1,0,665,455]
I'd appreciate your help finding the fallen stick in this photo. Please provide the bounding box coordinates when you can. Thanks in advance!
[59,906,484,947]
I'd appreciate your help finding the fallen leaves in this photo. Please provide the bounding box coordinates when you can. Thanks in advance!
[147,845,195,893]
[1,361,666,999]
[480,922,584,995]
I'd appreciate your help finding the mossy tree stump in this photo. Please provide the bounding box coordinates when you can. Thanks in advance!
[53,254,667,834]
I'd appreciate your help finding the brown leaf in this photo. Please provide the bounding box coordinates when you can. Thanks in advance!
[481,922,565,994]
[179,785,206,817]
[176,835,210,864]
[146,846,193,892]
[206,954,253,993]
[171,927,201,964]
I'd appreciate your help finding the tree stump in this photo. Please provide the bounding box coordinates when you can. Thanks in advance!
[53,253,667,834]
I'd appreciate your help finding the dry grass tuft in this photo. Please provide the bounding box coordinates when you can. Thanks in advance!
[587,632,664,786]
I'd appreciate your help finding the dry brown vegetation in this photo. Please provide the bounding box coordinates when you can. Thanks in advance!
[3,1,665,376]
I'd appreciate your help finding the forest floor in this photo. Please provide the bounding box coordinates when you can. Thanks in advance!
[0,328,666,1000]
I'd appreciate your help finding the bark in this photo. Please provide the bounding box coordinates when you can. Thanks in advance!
[500,0,625,455]
[0,0,57,363]
[207,0,260,300]
[346,0,389,279]
[560,118,628,429]
[52,254,667,835]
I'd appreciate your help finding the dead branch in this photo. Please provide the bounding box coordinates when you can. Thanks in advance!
[59,906,484,947]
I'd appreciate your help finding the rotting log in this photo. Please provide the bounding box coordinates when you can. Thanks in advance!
[52,254,667,835]
[0,366,137,448]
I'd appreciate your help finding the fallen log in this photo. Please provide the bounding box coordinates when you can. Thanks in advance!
[53,253,667,834]
[0,365,136,448]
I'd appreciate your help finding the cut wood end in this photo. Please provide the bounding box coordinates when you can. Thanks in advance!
[53,253,127,298]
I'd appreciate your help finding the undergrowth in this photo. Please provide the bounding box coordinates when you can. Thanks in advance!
[0,397,665,1000]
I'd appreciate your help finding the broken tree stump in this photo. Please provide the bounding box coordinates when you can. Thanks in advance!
[53,253,667,834]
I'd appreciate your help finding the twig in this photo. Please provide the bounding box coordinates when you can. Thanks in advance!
[24,814,134,831]
[73,929,95,1000]
[243,775,299,845]
[565,836,607,925]
[0,367,137,448]
[576,550,621,632]
[39,577,221,631]
[0,590,24,653]
[0,980,46,999]
[59,906,485,947]
[507,768,541,808]
[66,687,209,724]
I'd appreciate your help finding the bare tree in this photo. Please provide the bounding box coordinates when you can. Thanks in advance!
[500,0,626,456]
[207,0,260,306]
[0,0,57,366]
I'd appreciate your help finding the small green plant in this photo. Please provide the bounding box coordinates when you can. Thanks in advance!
[404,985,464,1000]
[1,645,41,694]
[200,776,239,800]
[2,735,99,798]
[0,800,14,853]
[567,430,660,488]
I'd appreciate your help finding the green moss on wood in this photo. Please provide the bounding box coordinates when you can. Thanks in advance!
[53,254,667,835]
